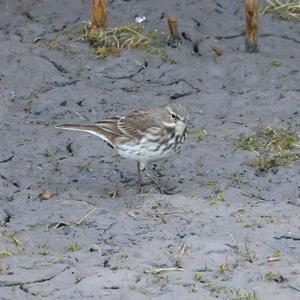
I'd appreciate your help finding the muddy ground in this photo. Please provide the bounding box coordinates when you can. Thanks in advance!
[1,0,300,299]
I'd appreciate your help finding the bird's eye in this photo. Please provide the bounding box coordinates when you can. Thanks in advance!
[171,113,176,119]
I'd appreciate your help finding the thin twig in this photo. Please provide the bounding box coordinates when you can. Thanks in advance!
[144,267,183,274]
[171,242,187,268]
[76,207,97,225]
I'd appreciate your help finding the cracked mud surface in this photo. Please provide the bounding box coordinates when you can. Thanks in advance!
[0,1,300,299]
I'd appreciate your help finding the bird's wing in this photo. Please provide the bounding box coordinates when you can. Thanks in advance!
[57,109,163,144]
[117,109,162,140]
[92,116,125,143]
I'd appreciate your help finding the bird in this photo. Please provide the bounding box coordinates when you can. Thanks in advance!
[56,102,189,194]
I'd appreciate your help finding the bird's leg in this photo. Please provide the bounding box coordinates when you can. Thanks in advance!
[137,162,151,194]
[137,161,161,193]
[138,162,177,195]
[144,170,164,194]
[137,162,144,187]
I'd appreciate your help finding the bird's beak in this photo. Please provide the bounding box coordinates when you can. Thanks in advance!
[182,117,190,125]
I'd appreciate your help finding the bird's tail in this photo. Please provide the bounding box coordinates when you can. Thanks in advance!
[55,124,98,132]
[55,124,113,146]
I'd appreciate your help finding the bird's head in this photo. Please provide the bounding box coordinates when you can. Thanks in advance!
[164,103,189,137]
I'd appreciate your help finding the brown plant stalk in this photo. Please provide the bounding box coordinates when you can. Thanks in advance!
[91,0,107,30]
[245,0,259,52]
[167,16,182,48]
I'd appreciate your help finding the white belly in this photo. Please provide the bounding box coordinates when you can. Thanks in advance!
[116,137,179,165]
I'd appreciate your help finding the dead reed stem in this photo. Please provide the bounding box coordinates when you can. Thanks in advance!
[167,16,182,48]
[245,0,259,52]
[91,0,107,30]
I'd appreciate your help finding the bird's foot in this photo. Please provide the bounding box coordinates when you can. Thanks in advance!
[160,185,178,195]
[152,164,165,177]
[144,172,179,195]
